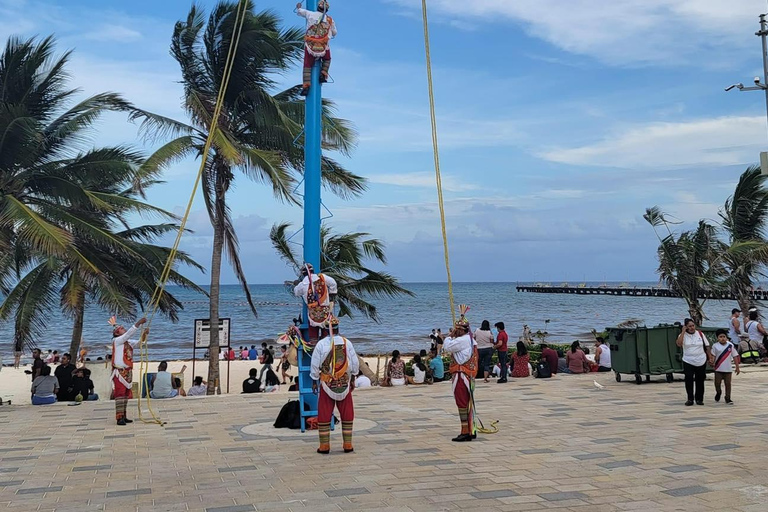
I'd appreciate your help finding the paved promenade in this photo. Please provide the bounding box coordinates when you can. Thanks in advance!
[1,369,768,512]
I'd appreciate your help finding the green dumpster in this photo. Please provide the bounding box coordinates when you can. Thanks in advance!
[606,324,720,385]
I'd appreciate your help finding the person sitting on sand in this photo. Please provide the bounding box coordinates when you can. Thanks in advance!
[406,355,427,385]
[242,368,261,394]
[385,351,406,386]
[150,362,184,399]
[188,376,207,396]
[355,370,372,388]
[263,367,281,393]
[288,376,299,392]
[31,365,59,405]
[511,341,531,378]
[71,367,98,401]
[565,341,590,374]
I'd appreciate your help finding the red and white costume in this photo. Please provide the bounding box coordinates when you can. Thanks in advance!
[112,325,139,422]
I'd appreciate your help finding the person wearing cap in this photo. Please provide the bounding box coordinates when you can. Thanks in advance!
[296,1,336,96]
[293,263,338,343]
[110,316,147,425]
[310,316,359,454]
[443,306,478,442]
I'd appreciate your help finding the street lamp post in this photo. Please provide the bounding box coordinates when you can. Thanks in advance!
[726,12,768,173]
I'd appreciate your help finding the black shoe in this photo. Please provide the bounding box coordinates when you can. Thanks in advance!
[317,448,330,454]
[344,447,354,453]
[714,392,721,402]
[300,86,309,97]
[451,434,472,442]
[685,401,694,406]
[725,398,733,405]
[471,433,477,439]
[497,379,507,383]
[695,400,704,406]
[117,419,127,426]
[320,73,328,83]
[124,418,133,424]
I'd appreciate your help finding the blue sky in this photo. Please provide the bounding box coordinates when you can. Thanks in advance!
[3,0,768,284]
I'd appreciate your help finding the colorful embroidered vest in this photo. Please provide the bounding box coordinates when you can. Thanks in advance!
[319,338,349,394]
[305,14,333,57]
[307,274,332,324]
[112,338,134,370]
[449,346,478,379]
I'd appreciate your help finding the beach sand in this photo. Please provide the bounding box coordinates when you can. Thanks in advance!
[0,356,388,406]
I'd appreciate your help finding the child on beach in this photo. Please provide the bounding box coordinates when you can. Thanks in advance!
[712,328,740,404]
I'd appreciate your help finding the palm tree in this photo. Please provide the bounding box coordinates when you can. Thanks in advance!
[644,207,724,325]
[719,165,768,314]
[0,35,206,355]
[134,1,365,394]
[271,223,413,321]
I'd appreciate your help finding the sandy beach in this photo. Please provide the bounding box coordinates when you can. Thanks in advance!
[0,356,389,406]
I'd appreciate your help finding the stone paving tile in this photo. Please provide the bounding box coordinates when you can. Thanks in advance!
[573,452,613,460]
[662,485,710,497]
[105,488,152,498]
[538,491,588,501]
[325,487,371,497]
[599,460,640,469]
[661,464,706,473]
[205,506,256,512]
[705,444,740,451]
[16,486,63,495]
[470,489,519,499]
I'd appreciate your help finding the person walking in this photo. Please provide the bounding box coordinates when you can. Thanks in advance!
[676,318,713,407]
[474,320,495,383]
[729,308,742,345]
[711,328,740,404]
[494,322,509,383]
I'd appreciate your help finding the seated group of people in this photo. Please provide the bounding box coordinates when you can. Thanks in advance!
[382,349,445,386]
[537,339,612,375]
[31,353,98,405]
[241,366,282,394]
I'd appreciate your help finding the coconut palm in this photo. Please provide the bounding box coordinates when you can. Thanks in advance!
[719,165,768,314]
[0,35,205,354]
[645,207,724,325]
[271,223,413,322]
[133,1,365,393]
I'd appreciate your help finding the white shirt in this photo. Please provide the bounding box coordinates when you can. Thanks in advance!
[297,8,337,38]
[682,330,710,367]
[310,335,359,400]
[412,364,426,384]
[745,320,762,342]
[44,353,55,363]
[712,342,738,373]
[443,334,475,365]
[294,274,339,327]
[355,375,372,388]
[729,316,742,343]
[112,325,139,369]
[473,329,494,350]
[596,344,611,368]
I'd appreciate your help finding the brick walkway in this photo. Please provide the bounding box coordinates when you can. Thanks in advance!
[1,369,767,511]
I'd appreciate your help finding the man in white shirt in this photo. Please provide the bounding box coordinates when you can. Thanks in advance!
[110,316,147,425]
[296,0,336,95]
[310,316,359,454]
[443,308,478,442]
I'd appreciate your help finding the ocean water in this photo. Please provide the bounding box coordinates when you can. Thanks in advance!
[0,282,743,360]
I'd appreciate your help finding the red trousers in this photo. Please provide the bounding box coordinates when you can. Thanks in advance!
[318,386,353,423]
[304,47,331,68]
[453,375,474,435]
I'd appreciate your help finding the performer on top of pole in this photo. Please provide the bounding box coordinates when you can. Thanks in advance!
[294,263,338,344]
[296,0,336,96]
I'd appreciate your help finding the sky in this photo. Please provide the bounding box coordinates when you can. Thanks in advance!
[3,0,768,284]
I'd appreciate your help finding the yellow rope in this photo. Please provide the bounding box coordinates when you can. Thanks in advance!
[421,0,456,325]
[135,0,249,425]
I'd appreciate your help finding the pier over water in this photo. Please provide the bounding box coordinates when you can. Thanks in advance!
[515,285,768,301]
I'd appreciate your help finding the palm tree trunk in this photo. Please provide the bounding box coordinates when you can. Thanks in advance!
[68,289,86,358]
[206,216,224,395]
[737,291,752,318]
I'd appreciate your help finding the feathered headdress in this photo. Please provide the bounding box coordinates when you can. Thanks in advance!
[454,304,470,330]
[108,316,122,336]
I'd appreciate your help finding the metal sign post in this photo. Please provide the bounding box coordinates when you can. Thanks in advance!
[193,318,232,393]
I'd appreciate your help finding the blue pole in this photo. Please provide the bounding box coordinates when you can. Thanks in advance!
[299,0,322,432]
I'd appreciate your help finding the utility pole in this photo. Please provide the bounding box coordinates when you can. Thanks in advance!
[725,11,768,172]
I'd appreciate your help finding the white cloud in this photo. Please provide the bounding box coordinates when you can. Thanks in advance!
[388,0,764,66]
[369,172,479,192]
[540,116,766,168]
[82,24,143,43]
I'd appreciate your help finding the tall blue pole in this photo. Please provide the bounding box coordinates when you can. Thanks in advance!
[298,0,323,432]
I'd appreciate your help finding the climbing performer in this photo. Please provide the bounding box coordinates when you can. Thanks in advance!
[310,315,359,454]
[109,316,147,426]
[293,263,338,344]
[443,306,478,442]
[296,0,336,96]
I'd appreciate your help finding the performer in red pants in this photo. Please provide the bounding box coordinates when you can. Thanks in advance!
[310,316,359,454]
[296,1,337,96]
[109,316,147,425]
[443,306,478,442]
